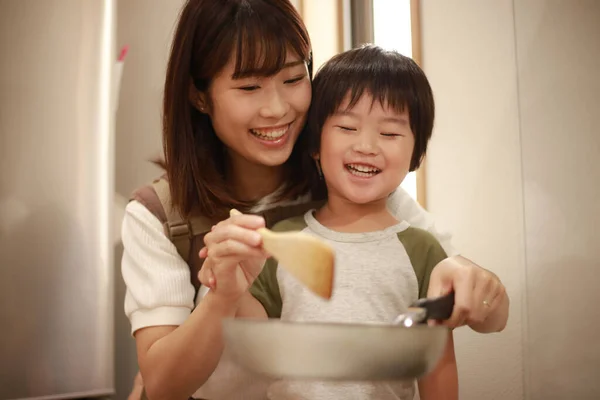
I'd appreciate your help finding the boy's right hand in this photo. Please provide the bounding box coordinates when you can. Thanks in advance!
[198,213,267,305]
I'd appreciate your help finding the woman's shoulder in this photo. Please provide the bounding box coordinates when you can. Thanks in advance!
[121,199,191,283]
[122,177,175,256]
[122,199,167,245]
[126,177,214,268]
[386,185,414,210]
[130,176,213,229]
[129,176,169,225]
[122,196,196,331]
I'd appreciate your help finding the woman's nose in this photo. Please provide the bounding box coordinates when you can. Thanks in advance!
[259,89,289,120]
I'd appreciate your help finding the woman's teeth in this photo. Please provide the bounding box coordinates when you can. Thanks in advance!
[250,125,289,141]
[346,163,381,177]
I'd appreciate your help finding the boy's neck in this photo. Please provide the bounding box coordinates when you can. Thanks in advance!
[314,194,399,233]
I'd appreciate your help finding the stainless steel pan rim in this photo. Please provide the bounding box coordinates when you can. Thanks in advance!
[223,318,449,381]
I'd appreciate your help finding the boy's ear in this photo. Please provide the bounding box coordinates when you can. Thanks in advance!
[189,81,209,113]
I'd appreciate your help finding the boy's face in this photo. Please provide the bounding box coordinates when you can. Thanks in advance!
[318,93,415,205]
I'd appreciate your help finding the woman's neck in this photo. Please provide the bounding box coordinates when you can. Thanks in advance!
[226,154,285,202]
[314,193,398,233]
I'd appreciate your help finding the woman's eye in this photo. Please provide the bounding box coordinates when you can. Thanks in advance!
[284,75,305,84]
[238,85,260,92]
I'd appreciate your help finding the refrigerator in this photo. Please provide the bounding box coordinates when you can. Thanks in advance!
[0,0,117,399]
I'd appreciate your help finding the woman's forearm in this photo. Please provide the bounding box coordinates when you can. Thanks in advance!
[236,291,268,319]
[139,292,237,400]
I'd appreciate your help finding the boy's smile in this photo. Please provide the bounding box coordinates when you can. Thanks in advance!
[345,162,382,178]
[318,92,415,206]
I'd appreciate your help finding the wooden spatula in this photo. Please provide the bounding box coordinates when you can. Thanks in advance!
[230,209,335,299]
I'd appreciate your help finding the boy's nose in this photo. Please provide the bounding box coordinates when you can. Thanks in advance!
[352,132,378,155]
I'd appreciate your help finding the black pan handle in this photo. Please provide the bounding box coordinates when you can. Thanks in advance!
[412,291,455,322]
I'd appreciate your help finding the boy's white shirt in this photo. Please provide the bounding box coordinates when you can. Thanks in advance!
[121,184,457,399]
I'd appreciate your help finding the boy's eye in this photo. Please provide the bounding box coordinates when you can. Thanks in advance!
[284,75,305,84]
[381,133,402,137]
[238,85,260,92]
[337,125,356,131]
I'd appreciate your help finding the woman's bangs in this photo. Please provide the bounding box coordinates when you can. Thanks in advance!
[231,13,309,79]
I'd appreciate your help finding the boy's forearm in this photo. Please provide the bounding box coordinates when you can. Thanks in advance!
[419,376,458,400]
[417,332,458,400]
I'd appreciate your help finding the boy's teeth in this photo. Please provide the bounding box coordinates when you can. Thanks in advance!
[347,164,380,173]
[250,126,288,140]
[349,169,376,177]
[346,164,381,177]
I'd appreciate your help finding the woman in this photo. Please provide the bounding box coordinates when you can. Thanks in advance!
[122,1,509,399]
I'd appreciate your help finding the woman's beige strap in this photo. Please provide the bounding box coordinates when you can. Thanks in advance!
[151,178,193,262]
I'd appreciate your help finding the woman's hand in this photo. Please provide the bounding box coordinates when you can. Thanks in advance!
[198,212,268,305]
[427,256,509,333]
[127,371,144,400]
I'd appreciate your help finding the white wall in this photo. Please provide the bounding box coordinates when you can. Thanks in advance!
[514,1,600,398]
[422,1,525,398]
[421,0,600,398]
[300,0,343,70]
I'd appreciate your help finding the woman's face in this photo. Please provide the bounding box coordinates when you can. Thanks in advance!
[203,50,312,170]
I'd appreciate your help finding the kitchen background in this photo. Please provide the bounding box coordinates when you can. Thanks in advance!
[1,0,598,399]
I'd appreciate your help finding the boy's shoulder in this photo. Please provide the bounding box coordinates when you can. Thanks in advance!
[396,225,448,298]
[396,225,444,250]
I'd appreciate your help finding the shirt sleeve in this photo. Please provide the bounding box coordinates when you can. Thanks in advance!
[121,200,196,335]
[397,227,449,299]
[387,185,459,257]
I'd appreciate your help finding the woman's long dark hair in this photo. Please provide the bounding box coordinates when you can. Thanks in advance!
[162,0,314,220]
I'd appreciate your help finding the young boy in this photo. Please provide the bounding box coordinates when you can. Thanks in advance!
[244,45,458,400]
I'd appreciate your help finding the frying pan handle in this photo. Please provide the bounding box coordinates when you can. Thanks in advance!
[412,292,455,321]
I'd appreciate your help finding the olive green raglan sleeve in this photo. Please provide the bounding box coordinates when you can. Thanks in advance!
[249,214,309,318]
[250,257,282,318]
[397,227,448,299]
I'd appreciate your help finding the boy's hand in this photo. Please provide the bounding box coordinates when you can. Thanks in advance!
[198,213,268,304]
[427,256,508,331]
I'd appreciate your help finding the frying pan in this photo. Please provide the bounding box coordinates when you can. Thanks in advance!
[223,292,455,381]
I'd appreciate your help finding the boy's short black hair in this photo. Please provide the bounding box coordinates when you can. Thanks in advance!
[307,45,435,171]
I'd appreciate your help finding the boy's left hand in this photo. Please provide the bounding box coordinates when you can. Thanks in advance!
[427,256,508,332]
